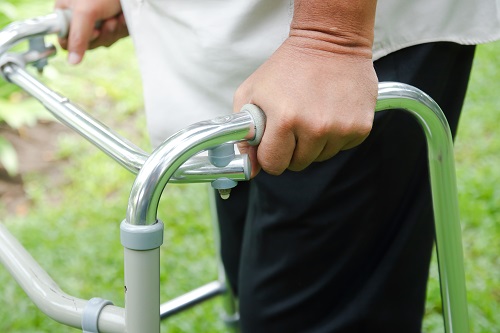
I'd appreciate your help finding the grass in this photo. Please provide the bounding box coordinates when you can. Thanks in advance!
[0,2,500,332]
[421,41,500,333]
[0,3,226,332]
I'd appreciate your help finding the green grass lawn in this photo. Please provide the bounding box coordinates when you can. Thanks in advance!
[423,41,500,333]
[0,2,499,332]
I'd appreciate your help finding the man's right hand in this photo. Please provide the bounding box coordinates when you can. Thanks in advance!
[55,0,128,64]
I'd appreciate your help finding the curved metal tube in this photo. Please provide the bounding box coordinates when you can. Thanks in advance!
[0,11,67,56]
[0,224,125,333]
[2,63,148,173]
[2,63,251,183]
[159,281,225,319]
[174,154,250,183]
[0,13,468,332]
[376,82,468,333]
[127,82,468,333]
[126,112,256,225]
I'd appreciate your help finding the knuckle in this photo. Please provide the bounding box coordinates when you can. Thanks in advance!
[260,162,285,176]
[73,5,99,18]
[277,119,293,135]
[258,152,286,176]
[277,112,299,132]
[356,116,374,138]
[337,116,373,140]
[69,33,87,49]
[310,120,333,138]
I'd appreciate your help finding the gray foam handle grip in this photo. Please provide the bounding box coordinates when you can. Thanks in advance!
[240,104,266,146]
[54,9,72,38]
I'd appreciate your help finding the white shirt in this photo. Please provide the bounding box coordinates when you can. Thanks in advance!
[373,0,500,59]
[121,0,500,146]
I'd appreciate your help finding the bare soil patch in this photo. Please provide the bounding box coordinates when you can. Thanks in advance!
[0,121,71,215]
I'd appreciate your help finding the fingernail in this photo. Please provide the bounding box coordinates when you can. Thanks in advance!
[68,52,81,65]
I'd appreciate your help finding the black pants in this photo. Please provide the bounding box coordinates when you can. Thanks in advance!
[216,42,476,333]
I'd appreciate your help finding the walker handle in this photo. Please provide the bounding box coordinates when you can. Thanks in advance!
[240,104,266,146]
[0,10,71,57]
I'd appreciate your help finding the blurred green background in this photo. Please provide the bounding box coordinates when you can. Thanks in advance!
[0,1,499,332]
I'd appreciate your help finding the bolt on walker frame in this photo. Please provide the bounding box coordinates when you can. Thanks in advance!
[0,10,469,333]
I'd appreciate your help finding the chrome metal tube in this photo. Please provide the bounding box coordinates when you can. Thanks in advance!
[160,281,225,319]
[0,224,125,333]
[2,63,250,183]
[376,82,468,333]
[1,35,467,331]
[173,154,250,183]
[126,81,467,332]
[2,63,148,173]
[127,111,256,226]
[124,247,160,333]
[0,12,66,56]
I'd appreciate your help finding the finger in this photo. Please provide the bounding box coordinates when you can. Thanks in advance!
[88,18,116,49]
[257,117,296,175]
[54,0,69,10]
[314,139,343,162]
[58,37,68,50]
[100,16,118,37]
[89,15,128,49]
[66,9,99,64]
[340,134,370,151]
[312,120,372,162]
[236,143,261,178]
[288,133,328,171]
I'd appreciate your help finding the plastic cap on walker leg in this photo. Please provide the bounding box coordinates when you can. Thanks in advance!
[212,178,237,200]
[218,188,231,200]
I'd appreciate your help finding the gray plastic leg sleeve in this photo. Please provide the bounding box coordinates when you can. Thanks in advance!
[82,297,114,333]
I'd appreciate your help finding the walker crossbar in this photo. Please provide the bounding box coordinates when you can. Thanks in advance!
[0,12,468,333]
[1,63,251,182]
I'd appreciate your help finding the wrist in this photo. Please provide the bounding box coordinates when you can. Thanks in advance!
[290,1,376,58]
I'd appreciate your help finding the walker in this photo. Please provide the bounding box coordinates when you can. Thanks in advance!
[0,10,469,333]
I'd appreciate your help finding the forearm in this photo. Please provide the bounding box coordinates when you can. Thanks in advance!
[290,0,377,57]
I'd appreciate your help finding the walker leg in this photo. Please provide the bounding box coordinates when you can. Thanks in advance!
[121,221,164,333]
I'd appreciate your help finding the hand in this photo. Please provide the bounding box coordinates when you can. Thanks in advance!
[54,0,127,64]
[235,35,378,177]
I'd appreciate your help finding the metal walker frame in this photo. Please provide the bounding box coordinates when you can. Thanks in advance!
[0,11,469,333]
